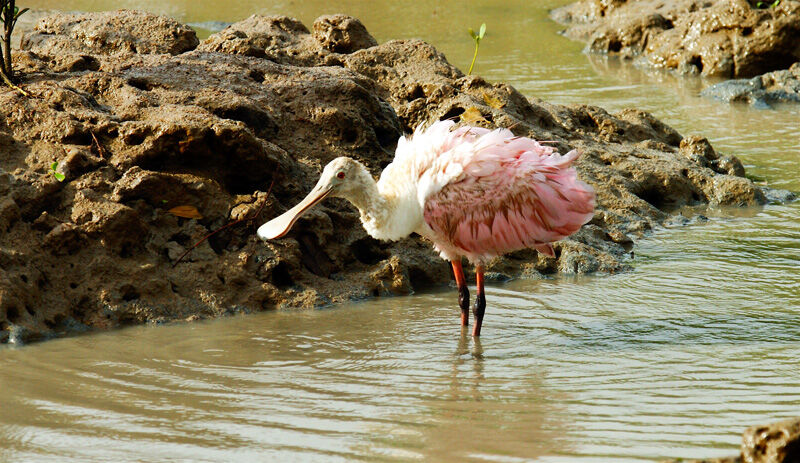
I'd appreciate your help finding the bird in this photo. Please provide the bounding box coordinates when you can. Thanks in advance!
[258,120,595,336]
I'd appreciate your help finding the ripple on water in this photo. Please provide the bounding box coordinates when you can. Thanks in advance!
[1,200,799,462]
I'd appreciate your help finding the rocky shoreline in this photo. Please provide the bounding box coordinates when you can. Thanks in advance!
[0,9,782,345]
[552,0,800,107]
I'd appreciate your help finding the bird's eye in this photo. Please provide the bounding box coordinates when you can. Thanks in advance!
[336,171,345,179]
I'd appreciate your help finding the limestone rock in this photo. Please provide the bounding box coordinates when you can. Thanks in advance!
[702,62,800,108]
[21,9,198,57]
[742,417,800,463]
[312,14,377,53]
[552,0,800,78]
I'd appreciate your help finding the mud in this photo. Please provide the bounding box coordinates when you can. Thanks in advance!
[0,10,777,343]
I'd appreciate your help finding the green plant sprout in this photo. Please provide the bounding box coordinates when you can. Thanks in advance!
[755,0,780,7]
[467,23,486,76]
[50,162,65,182]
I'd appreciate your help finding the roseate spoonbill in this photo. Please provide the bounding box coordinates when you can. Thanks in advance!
[258,120,595,336]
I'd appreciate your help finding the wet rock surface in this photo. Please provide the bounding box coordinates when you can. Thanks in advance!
[662,458,741,463]
[702,62,800,108]
[662,416,800,463]
[742,417,800,463]
[552,0,800,78]
[0,10,776,343]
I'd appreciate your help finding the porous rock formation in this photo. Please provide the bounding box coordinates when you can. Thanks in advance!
[0,10,770,343]
[702,62,800,108]
[661,416,800,463]
[552,0,800,78]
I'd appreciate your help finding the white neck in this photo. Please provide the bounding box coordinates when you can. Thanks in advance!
[339,163,421,241]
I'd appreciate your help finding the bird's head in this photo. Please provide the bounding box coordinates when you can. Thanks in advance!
[257,157,368,240]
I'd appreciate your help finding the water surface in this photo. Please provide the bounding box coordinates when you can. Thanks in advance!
[4,0,800,461]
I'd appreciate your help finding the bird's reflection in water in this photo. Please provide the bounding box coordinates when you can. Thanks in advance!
[377,330,567,462]
[447,329,486,407]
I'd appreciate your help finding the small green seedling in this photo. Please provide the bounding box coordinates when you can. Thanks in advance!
[50,162,65,182]
[755,0,780,7]
[467,23,486,76]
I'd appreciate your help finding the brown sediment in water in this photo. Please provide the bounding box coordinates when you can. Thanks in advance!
[0,10,774,344]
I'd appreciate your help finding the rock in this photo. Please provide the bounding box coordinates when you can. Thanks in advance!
[197,15,319,64]
[10,9,54,50]
[369,256,413,296]
[661,457,741,463]
[713,156,746,177]
[662,417,800,463]
[21,9,199,57]
[701,62,800,108]
[312,14,377,53]
[0,168,13,196]
[710,175,765,206]
[0,197,20,232]
[552,0,800,78]
[0,10,776,343]
[112,167,233,223]
[681,135,719,164]
[680,137,747,177]
[763,187,797,204]
[59,146,102,180]
[43,223,88,256]
[742,417,800,463]
[199,13,377,65]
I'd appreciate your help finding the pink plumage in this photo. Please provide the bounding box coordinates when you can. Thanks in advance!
[258,120,596,336]
[414,123,595,264]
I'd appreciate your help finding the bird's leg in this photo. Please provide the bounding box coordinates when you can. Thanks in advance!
[451,260,470,326]
[472,265,486,337]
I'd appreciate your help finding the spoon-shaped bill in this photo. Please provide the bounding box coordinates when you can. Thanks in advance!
[257,184,332,240]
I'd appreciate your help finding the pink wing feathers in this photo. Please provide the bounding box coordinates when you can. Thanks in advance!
[422,126,595,263]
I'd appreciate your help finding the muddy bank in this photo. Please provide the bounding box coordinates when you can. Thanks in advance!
[552,0,800,79]
[662,416,800,463]
[0,10,774,344]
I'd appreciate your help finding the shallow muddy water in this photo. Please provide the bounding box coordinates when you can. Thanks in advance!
[4,1,800,461]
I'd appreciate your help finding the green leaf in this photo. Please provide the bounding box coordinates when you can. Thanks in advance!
[479,23,486,39]
[50,162,65,182]
[15,7,28,19]
[468,28,476,40]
